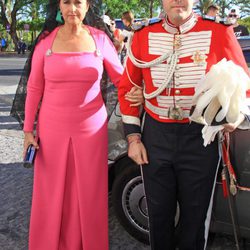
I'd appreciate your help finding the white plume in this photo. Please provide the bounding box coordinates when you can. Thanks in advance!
[190,58,250,125]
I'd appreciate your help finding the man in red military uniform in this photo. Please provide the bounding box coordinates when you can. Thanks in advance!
[118,0,250,249]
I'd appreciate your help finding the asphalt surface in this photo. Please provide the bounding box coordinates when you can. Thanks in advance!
[0,55,249,250]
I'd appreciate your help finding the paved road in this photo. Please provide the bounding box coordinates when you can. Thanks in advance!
[0,56,249,250]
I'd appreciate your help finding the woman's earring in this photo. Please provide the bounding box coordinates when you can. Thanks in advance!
[56,10,64,24]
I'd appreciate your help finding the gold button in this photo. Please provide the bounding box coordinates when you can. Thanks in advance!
[175,89,181,95]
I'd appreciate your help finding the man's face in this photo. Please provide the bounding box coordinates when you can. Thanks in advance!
[162,0,194,26]
[227,13,238,25]
[207,9,219,17]
[122,18,129,27]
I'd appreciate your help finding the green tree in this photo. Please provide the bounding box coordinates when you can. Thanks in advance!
[19,0,47,43]
[239,16,250,31]
[0,0,48,49]
[0,0,33,49]
[237,0,250,18]
[102,0,161,18]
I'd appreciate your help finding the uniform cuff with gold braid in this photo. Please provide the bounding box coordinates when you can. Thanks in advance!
[123,124,141,138]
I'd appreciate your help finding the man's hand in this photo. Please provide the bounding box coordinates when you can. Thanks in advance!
[125,86,144,107]
[223,113,245,132]
[127,135,148,165]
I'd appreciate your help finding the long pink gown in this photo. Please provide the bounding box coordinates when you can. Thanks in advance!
[24,26,123,250]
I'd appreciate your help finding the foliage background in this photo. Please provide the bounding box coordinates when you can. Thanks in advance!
[0,0,249,51]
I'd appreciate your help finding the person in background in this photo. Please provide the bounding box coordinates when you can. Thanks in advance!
[102,14,112,30]
[110,19,121,41]
[118,0,250,249]
[119,11,134,45]
[102,14,122,52]
[227,8,249,37]
[119,11,134,64]
[17,39,24,54]
[206,4,220,17]
[21,41,27,54]
[110,18,123,52]
[22,0,142,249]
[1,37,7,52]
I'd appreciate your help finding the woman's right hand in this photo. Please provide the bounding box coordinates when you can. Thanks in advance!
[125,86,144,107]
[23,132,39,159]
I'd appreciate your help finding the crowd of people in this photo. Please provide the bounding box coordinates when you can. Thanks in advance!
[9,0,250,249]
[0,36,28,54]
[205,5,249,37]
[101,10,135,64]
[101,6,249,62]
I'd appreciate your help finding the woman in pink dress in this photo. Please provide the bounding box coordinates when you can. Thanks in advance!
[22,0,141,249]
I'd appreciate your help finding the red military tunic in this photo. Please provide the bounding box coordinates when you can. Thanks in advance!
[118,13,249,136]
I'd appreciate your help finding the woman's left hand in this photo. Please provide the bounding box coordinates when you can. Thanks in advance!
[223,113,245,133]
[125,86,144,107]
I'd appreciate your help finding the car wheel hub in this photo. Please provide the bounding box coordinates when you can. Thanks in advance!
[121,175,180,234]
[122,176,149,233]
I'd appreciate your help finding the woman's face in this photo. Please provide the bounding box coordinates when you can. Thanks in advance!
[59,0,89,25]
[110,21,116,31]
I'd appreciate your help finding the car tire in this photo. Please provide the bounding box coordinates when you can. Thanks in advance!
[111,162,150,244]
[111,160,181,245]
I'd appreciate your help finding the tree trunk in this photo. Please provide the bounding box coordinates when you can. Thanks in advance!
[10,3,19,50]
[0,0,9,30]
[150,0,153,18]
[0,0,35,50]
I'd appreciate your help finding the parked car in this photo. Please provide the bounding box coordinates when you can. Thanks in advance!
[115,18,143,30]
[115,17,160,30]
[107,36,250,244]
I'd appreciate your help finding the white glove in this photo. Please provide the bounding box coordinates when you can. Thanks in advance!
[202,125,224,147]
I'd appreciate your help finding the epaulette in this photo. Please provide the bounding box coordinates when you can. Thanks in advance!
[131,18,162,32]
[202,15,232,26]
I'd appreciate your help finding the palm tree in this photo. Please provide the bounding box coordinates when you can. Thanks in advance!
[197,0,214,14]
[196,0,244,17]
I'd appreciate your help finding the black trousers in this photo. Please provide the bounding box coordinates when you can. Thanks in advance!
[141,114,219,250]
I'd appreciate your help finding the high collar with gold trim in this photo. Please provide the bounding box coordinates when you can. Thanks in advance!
[162,13,198,34]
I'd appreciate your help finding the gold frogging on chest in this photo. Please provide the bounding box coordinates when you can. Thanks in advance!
[173,33,182,50]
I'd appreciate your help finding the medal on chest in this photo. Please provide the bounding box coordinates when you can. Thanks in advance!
[191,50,207,65]
[168,106,184,120]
